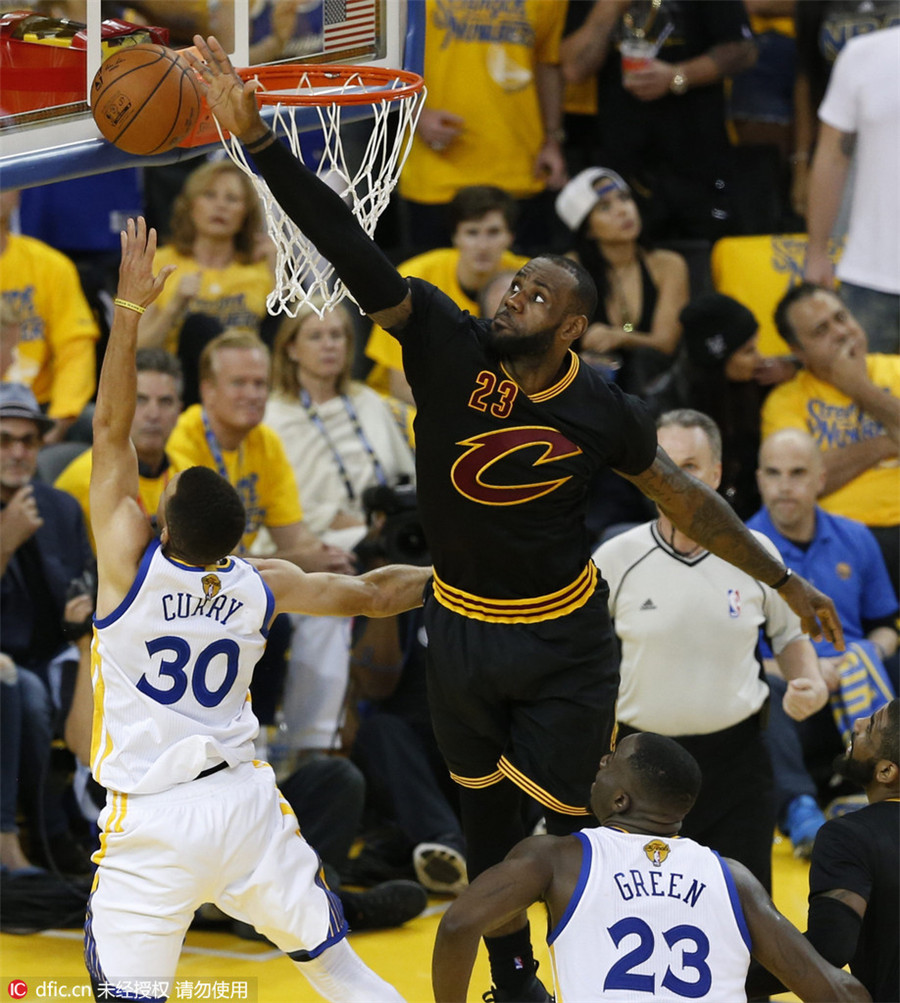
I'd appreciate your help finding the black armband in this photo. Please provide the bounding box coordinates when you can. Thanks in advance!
[806,893,862,968]
[744,895,862,999]
[246,136,409,315]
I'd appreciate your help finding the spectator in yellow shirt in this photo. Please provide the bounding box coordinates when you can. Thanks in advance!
[166,330,354,574]
[137,161,275,405]
[0,190,99,443]
[55,348,184,552]
[763,283,900,599]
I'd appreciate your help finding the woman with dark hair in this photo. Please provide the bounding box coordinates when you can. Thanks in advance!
[137,160,274,403]
[555,167,689,397]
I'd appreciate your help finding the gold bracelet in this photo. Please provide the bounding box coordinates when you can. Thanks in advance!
[114,298,146,315]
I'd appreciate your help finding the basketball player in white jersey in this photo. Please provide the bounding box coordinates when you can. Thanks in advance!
[432,732,869,1003]
[85,217,430,1002]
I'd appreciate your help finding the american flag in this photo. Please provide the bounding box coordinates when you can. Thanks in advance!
[323,0,377,54]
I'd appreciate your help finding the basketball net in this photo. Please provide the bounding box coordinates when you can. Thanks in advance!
[216,67,426,318]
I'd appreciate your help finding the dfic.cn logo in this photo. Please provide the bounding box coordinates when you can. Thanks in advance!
[7,982,27,1000]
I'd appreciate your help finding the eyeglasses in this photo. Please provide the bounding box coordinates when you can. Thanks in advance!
[0,431,42,450]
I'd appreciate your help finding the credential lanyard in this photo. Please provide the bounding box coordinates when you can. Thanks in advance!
[202,408,248,553]
[300,389,387,502]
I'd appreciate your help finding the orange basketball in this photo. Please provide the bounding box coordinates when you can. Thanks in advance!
[91,44,201,156]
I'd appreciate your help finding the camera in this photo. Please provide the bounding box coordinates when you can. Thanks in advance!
[357,483,430,567]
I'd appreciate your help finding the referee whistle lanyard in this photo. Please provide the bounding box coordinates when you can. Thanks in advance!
[299,388,388,502]
[201,408,248,554]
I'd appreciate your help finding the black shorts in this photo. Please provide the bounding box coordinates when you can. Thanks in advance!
[424,582,619,816]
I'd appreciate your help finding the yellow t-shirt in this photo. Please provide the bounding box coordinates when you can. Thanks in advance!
[399,0,567,203]
[365,247,527,393]
[711,234,844,357]
[165,405,303,553]
[54,448,182,553]
[0,233,99,419]
[151,246,274,354]
[760,355,900,526]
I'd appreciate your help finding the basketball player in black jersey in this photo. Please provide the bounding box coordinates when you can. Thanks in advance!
[187,35,845,1003]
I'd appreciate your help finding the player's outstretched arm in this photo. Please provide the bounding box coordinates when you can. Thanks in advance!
[728,858,871,1002]
[432,844,556,1003]
[623,447,845,650]
[253,559,431,619]
[185,35,412,332]
[91,219,174,604]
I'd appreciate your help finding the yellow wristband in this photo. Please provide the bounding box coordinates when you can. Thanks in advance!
[114,298,146,315]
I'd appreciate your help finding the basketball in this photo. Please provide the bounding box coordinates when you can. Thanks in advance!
[91,44,201,156]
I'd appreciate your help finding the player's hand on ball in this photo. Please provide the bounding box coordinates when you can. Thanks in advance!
[186,35,266,144]
[118,217,175,309]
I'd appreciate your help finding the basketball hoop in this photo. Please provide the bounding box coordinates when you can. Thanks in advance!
[216,63,426,318]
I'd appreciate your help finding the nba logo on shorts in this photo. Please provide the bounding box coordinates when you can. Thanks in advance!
[727,589,741,618]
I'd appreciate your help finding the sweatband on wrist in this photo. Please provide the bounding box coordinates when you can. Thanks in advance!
[114,298,145,315]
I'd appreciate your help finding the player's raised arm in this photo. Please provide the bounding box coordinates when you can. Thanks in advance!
[622,447,845,650]
[727,858,871,1002]
[251,558,431,620]
[91,218,174,599]
[185,35,412,332]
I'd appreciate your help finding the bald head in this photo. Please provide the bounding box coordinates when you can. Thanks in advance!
[756,429,825,541]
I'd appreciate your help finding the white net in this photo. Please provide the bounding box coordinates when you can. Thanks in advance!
[218,72,426,319]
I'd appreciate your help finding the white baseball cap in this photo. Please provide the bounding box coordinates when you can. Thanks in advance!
[554,167,630,232]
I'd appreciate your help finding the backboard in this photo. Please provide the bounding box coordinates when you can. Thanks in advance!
[0,0,424,191]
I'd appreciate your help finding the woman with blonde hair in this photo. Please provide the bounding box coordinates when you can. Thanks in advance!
[138,160,274,403]
[266,299,416,543]
[264,299,416,760]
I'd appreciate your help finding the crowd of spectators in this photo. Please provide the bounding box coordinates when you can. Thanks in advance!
[1,2,897,974]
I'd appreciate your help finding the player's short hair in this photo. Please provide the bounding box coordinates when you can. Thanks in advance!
[448,185,519,234]
[774,281,834,347]
[536,254,598,321]
[136,347,183,398]
[879,699,899,764]
[657,408,723,464]
[198,330,270,386]
[164,466,246,565]
[629,733,702,813]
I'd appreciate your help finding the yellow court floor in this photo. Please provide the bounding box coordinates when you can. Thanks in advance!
[0,836,808,1003]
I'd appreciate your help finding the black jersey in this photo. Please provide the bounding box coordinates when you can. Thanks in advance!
[809,800,899,1002]
[393,279,657,619]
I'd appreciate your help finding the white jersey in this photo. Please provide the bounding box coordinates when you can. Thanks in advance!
[549,827,751,1003]
[91,538,273,794]
[593,522,803,735]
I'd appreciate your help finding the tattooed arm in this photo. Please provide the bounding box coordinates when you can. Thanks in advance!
[622,447,845,648]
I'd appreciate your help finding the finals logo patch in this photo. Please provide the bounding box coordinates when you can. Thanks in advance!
[201,573,222,600]
[643,839,671,867]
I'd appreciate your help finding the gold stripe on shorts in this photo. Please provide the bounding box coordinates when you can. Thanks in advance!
[433,563,597,623]
[499,757,591,816]
[449,768,505,789]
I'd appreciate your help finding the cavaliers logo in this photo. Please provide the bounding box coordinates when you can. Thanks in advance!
[201,573,221,599]
[644,839,670,867]
[451,427,581,506]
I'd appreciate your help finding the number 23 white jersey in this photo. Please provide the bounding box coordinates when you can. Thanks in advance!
[91,538,273,795]
[548,827,751,1002]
